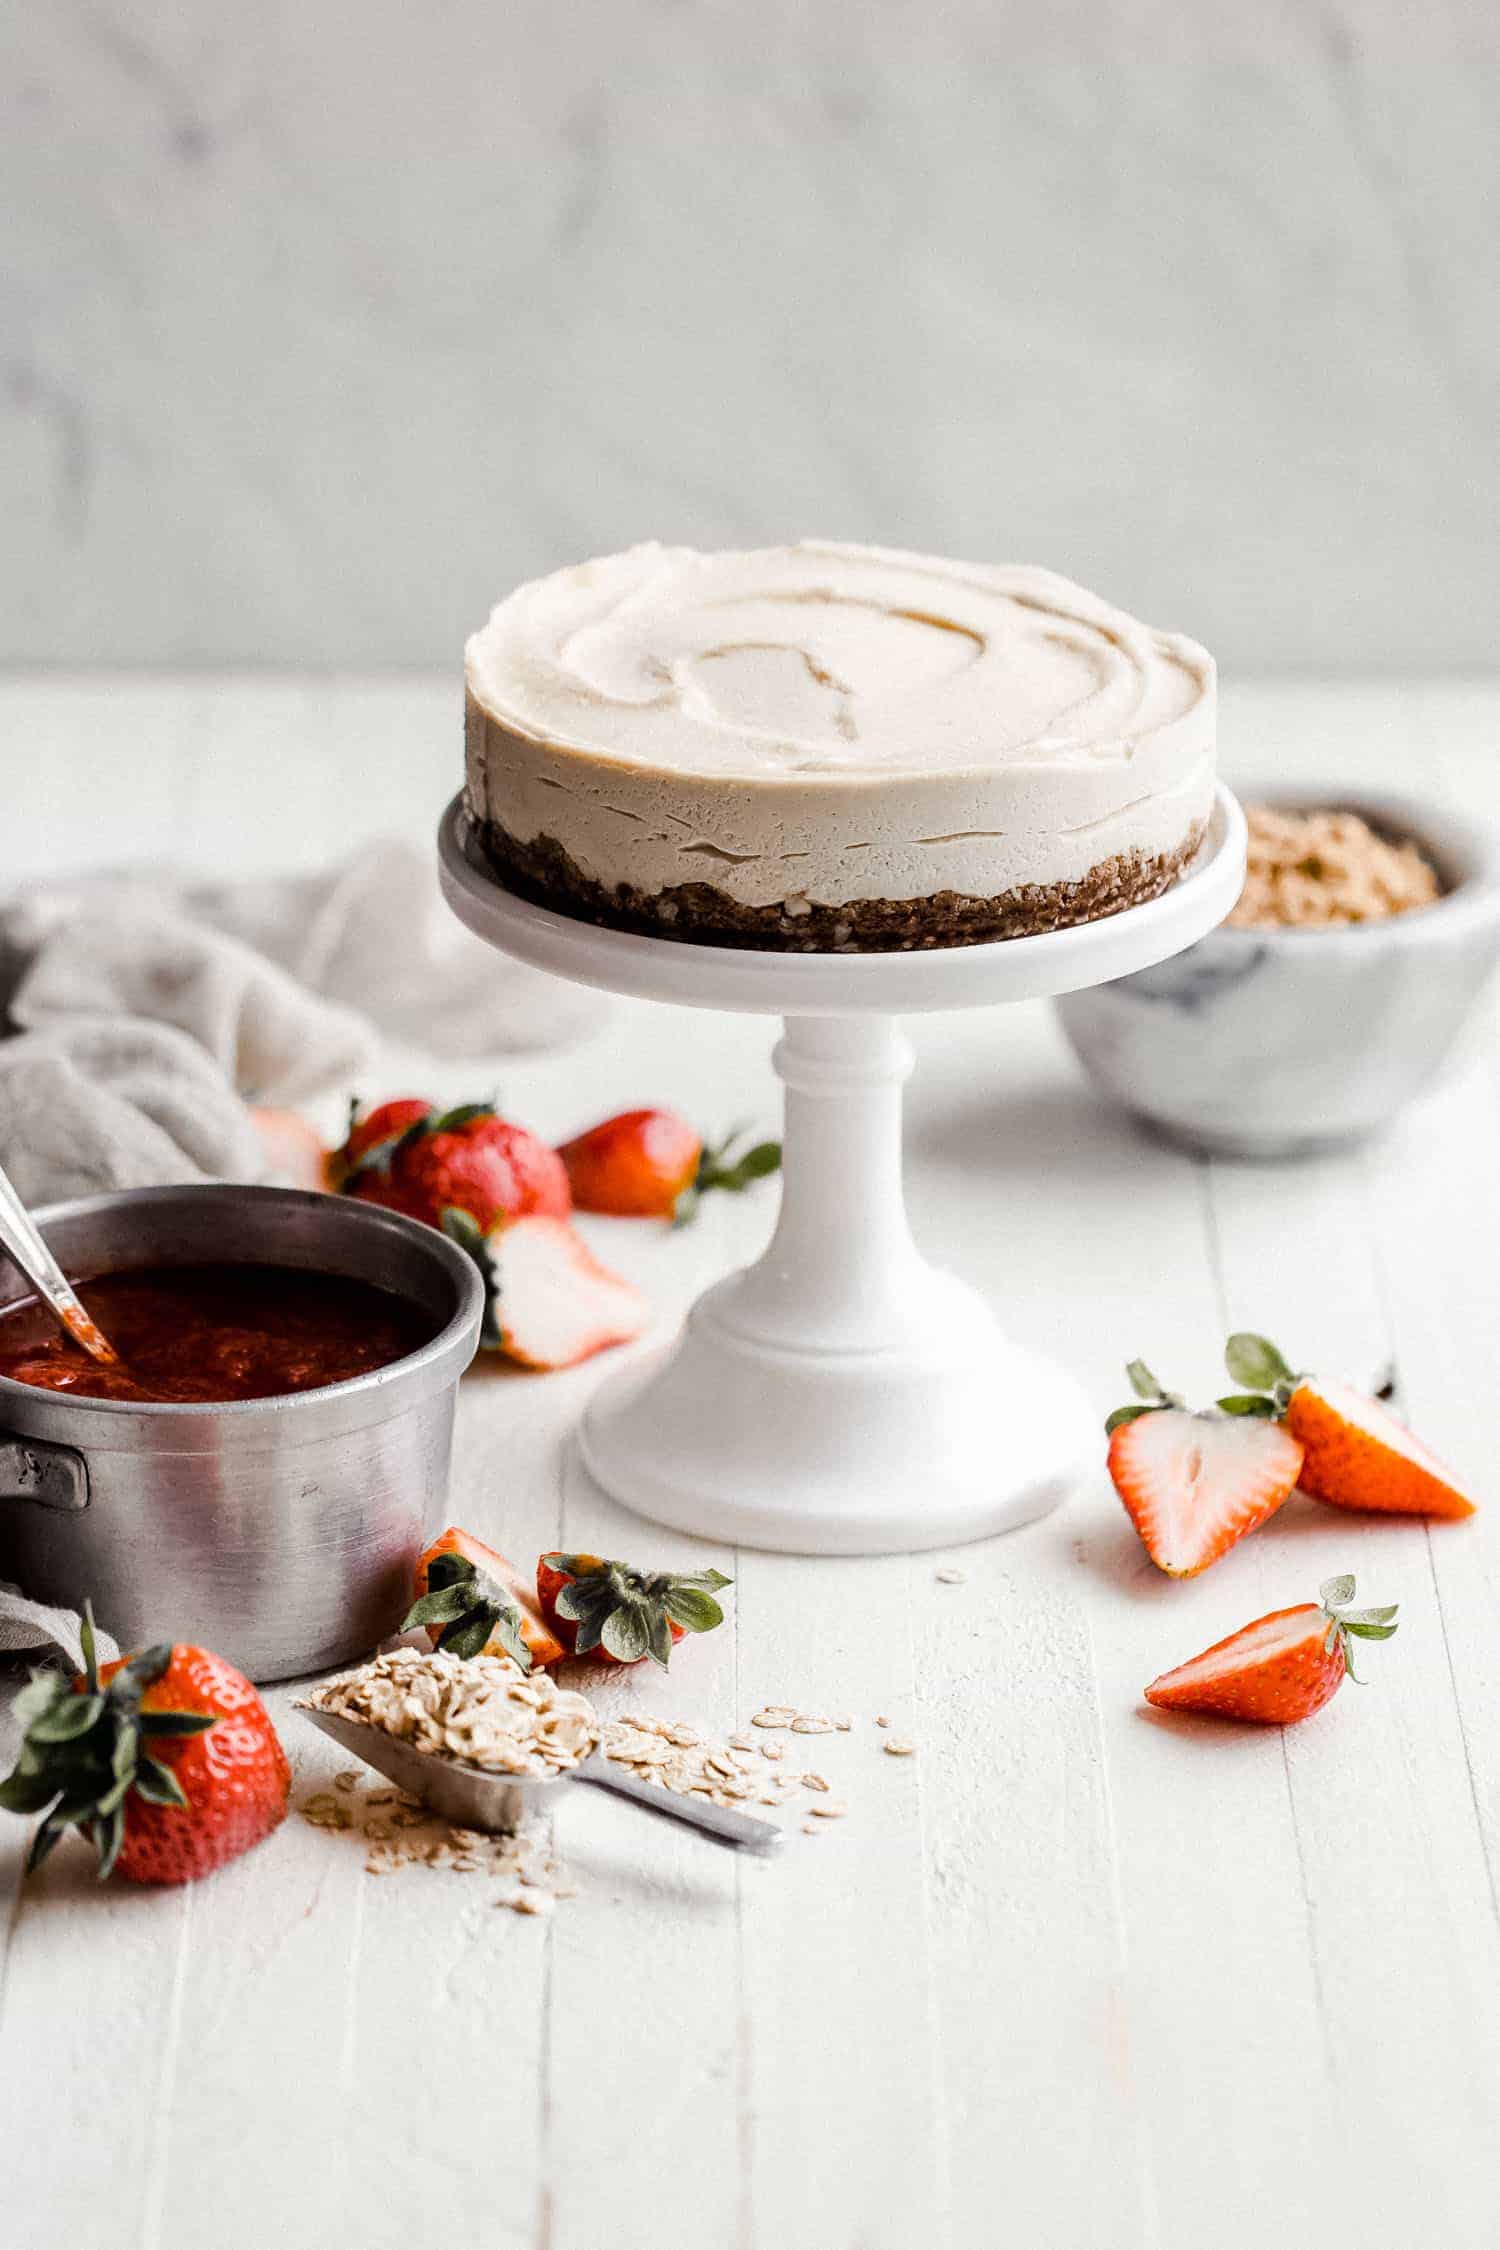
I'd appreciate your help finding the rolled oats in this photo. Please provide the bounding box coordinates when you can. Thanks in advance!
[299,1647,599,1778]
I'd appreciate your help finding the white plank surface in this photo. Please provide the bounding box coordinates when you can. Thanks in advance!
[2,677,1500,2249]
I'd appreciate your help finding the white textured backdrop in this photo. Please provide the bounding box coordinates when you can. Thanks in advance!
[3,4,1498,672]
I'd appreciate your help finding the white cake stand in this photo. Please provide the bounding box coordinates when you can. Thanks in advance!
[438,788,1246,1556]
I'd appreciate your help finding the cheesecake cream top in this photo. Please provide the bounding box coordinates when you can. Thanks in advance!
[465,541,1213,790]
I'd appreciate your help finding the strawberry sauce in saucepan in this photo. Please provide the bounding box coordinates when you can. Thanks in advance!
[0,1265,434,1404]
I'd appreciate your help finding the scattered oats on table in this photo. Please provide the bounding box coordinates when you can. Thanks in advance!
[300,1792,351,1831]
[884,1740,917,1758]
[935,1567,966,1585]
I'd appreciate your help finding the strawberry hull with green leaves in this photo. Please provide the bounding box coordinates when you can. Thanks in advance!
[0,1604,290,1884]
[402,1531,732,1672]
[405,1527,566,1669]
[537,1552,732,1668]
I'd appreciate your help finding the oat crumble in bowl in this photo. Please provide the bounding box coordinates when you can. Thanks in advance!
[1228,806,1442,930]
[1054,785,1500,1158]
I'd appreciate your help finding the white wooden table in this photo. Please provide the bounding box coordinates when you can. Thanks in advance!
[3,678,1500,2250]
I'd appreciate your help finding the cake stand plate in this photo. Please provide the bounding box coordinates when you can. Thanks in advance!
[438,788,1246,1556]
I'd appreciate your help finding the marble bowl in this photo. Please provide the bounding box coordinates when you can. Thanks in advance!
[1054,788,1500,1159]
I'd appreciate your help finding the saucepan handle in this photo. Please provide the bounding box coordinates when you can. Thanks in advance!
[0,1433,90,1511]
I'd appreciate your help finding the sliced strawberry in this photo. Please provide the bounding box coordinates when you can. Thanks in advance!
[408,1527,565,1668]
[486,1215,648,1371]
[1287,1379,1476,1519]
[1108,1401,1303,1575]
[1145,1573,1399,1723]
[1220,1334,1478,1520]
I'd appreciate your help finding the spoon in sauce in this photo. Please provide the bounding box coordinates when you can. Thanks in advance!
[0,1160,122,1369]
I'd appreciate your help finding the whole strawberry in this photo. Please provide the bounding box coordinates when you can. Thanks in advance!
[1145,1574,1399,1723]
[341,1099,571,1233]
[559,1109,780,1224]
[537,1551,731,1667]
[1219,1333,1478,1520]
[0,1604,290,1883]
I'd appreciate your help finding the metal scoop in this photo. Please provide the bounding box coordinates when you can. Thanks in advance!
[0,1160,121,1367]
[298,1703,784,1854]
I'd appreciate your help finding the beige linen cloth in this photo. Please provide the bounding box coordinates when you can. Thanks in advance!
[0,838,605,1670]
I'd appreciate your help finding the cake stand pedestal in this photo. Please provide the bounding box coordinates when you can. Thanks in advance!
[438,789,1246,1556]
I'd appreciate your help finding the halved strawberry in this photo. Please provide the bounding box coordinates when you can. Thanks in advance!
[405,1527,566,1668]
[1106,1360,1304,1575]
[442,1212,648,1370]
[1145,1573,1399,1723]
[1220,1334,1478,1520]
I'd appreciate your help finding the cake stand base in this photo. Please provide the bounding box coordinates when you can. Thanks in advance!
[580,1319,1093,1556]
[439,788,1246,1558]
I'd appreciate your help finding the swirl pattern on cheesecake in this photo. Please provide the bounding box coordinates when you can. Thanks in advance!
[465,542,1215,951]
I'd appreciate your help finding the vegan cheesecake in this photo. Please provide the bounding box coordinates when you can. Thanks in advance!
[464,542,1215,952]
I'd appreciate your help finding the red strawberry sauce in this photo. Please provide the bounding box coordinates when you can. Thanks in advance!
[0,1265,433,1404]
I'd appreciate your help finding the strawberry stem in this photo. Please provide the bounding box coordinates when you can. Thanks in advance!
[1105,1358,1186,1434]
[1318,1574,1399,1686]
[673,1127,782,1228]
[1220,1333,1302,1417]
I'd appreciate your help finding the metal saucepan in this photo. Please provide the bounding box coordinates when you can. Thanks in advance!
[0,1185,483,1681]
